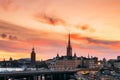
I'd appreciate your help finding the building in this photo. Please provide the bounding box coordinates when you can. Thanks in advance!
[0,47,37,68]
[79,56,98,68]
[47,33,79,70]
[0,57,20,68]
[31,47,36,66]
[117,56,120,61]
[17,58,31,68]
[54,33,81,70]
[47,33,98,70]
[54,56,81,70]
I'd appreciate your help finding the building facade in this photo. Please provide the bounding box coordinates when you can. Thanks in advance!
[48,33,98,70]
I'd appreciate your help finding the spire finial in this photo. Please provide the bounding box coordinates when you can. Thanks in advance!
[32,44,35,51]
[68,32,71,46]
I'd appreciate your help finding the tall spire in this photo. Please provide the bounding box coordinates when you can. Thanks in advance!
[31,47,36,66]
[67,33,72,57]
[68,33,71,46]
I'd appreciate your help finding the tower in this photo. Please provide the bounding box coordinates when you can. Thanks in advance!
[31,47,36,65]
[67,33,72,57]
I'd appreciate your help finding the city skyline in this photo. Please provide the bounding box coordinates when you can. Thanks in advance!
[0,0,120,60]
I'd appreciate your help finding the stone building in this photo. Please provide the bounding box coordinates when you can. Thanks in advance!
[48,34,98,70]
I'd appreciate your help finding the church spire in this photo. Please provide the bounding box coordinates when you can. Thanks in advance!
[68,33,71,46]
[67,33,72,57]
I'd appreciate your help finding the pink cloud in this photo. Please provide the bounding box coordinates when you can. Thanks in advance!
[1,0,19,11]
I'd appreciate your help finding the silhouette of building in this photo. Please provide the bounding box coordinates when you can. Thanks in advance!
[67,33,72,57]
[47,33,99,70]
[31,47,36,66]
[47,33,81,70]
[0,57,19,67]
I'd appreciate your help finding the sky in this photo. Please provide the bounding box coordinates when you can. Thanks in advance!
[0,0,120,61]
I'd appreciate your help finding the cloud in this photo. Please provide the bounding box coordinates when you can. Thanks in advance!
[0,20,40,41]
[0,20,120,60]
[0,40,22,52]
[86,38,119,45]
[1,33,7,38]
[71,33,120,50]
[0,33,18,41]
[34,12,72,32]
[1,0,19,11]
[71,33,87,41]
[75,24,88,30]
[70,33,120,59]
[8,35,17,40]
[81,25,89,30]
[0,20,67,41]
[2,0,13,10]
[0,20,66,53]
[34,13,68,26]
[34,12,97,33]
[74,24,95,33]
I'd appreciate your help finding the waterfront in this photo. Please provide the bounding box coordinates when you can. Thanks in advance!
[0,1,120,80]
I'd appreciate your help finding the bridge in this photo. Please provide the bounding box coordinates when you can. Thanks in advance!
[0,69,77,80]
[0,68,99,80]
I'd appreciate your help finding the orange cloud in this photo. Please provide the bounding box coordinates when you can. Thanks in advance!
[34,13,67,26]
[81,25,88,30]
[70,33,120,50]
[71,33,88,42]
[108,43,120,50]
[74,24,95,33]
[1,0,19,11]
[0,20,120,60]
[75,24,88,30]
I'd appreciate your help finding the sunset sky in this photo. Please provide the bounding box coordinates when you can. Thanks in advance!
[0,0,120,61]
